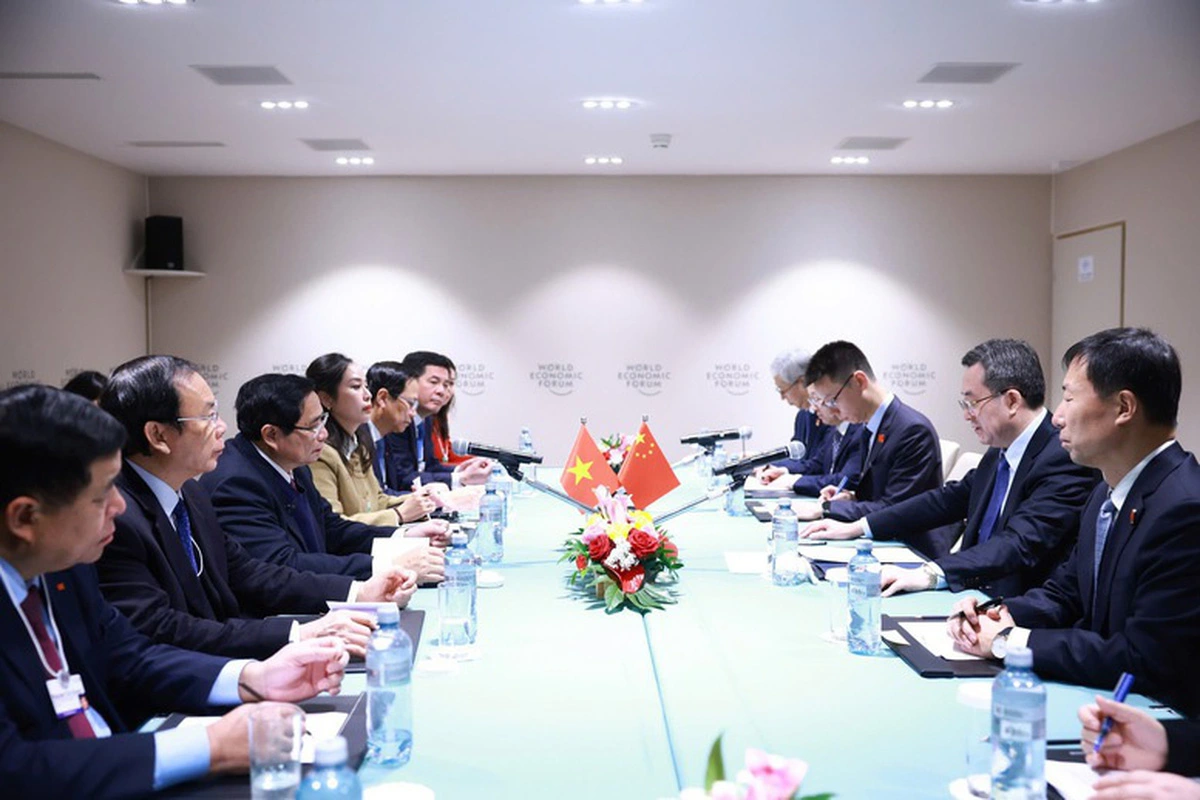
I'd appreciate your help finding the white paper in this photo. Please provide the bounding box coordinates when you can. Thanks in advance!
[882,629,909,646]
[371,536,431,575]
[326,600,396,619]
[797,544,926,564]
[177,711,348,764]
[895,620,984,661]
[1045,761,1106,800]
[724,551,768,574]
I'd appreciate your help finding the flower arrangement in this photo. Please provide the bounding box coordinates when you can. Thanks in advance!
[599,432,635,472]
[560,489,683,613]
[678,735,832,800]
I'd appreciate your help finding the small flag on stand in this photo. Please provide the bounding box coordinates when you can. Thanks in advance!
[617,419,680,509]
[560,423,620,508]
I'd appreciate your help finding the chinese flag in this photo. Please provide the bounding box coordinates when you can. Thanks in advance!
[617,421,680,509]
[560,424,620,507]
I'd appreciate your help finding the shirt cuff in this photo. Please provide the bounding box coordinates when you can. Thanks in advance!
[207,659,253,707]
[450,472,463,490]
[1008,627,1032,651]
[288,621,300,643]
[152,725,212,790]
[928,561,947,590]
[347,580,363,602]
[861,518,874,539]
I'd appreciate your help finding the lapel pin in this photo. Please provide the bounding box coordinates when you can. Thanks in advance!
[877,434,886,444]
[1129,508,1138,526]
[55,582,66,592]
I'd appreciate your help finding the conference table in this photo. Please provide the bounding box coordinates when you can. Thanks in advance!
[344,469,1164,799]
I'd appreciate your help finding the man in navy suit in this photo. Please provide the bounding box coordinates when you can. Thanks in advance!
[766,348,832,473]
[381,351,491,492]
[755,381,867,497]
[950,328,1200,716]
[805,339,1098,594]
[199,373,448,580]
[96,356,417,660]
[0,385,348,798]
[792,340,948,557]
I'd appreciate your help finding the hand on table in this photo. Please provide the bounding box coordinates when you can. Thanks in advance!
[237,638,349,703]
[880,564,935,597]
[818,485,854,503]
[296,610,375,658]
[205,704,256,774]
[801,518,862,540]
[360,566,419,606]
[754,465,789,483]
[393,545,446,584]
[396,487,437,522]
[453,457,492,485]
[1080,696,1169,772]
[1090,771,1200,799]
[945,597,1014,658]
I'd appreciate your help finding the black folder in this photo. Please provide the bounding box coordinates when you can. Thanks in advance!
[158,692,367,798]
[882,614,1002,678]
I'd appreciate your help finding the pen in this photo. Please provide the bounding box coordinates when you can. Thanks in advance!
[1093,672,1136,753]
[952,597,1004,620]
[831,476,849,497]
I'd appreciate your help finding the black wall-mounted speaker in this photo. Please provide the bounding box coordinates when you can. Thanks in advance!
[144,215,184,271]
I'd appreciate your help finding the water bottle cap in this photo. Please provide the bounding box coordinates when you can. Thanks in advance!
[450,532,468,547]
[485,484,496,493]
[312,735,348,766]
[855,539,873,552]
[1004,645,1033,668]
[776,499,792,509]
[376,604,400,625]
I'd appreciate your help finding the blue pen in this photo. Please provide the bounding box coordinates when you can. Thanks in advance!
[1093,672,1136,753]
[832,476,849,496]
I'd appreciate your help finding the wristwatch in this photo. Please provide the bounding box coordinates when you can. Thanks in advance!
[991,626,1015,660]
[920,562,939,589]
[820,499,832,517]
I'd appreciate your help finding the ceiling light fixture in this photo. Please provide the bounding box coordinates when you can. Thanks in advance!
[116,0,191,5]
[260,99,309,110]
[902,99,955,109]
[582,97,636,111]
[336,156,374,166]
[831,156,870,165]
[584,155,624,165]
[578,0,644,5]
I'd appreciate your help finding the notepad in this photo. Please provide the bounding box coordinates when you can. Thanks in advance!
[177,712,348,764]
[797,543,926,564]
[1045,761,1106,800]
[895,620,984,661]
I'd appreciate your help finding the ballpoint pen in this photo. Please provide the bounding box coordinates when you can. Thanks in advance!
[1093,672,1136,753]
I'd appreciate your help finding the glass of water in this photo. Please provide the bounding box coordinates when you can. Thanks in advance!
[249,702,305,799]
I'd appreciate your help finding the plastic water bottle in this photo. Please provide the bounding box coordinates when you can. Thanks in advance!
[990,646,1047,799]
[770,500,802,586]
[708,443,727,491]
[439,532,477,654]
[514,427,535,494]
[476,484,505,563]
[486,464,511,528]
[365,605,412,767]
[296,736,362,800]
[847,540,881,655]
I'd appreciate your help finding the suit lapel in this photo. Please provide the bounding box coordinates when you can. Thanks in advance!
[992,416,1055,533]
[235,436,313,551]
[961,448,1002,549]
[860,400,899,478]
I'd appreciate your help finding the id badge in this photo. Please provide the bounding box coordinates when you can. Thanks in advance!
[46,673,86,718]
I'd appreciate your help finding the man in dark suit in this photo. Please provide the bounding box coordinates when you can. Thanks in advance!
[792,340,948,556]
[0,385,348,797]
[96,356,417,660]
[1079,697,1200,794]
[765,348,832,473]
[199,373,448,580]
[950,328,1200,716]
[755,383,866,497]
[804,339,1099,593]
[381,351,491,492]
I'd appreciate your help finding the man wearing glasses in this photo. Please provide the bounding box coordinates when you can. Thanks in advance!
[804,339,1098,594]
[95,356,418,660]
[765,348,832,473]
[791,340,949,557]
[199,373,446,579]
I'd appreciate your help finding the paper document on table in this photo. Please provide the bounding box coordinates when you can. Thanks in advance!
[724,551,768,574]
[797,544,926,564]
[177,712,348,763]
[372,535,430,575]
[1045,761,1106,800]
[895,621,984,661]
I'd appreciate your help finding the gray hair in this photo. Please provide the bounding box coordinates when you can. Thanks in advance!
[770,348,812,385]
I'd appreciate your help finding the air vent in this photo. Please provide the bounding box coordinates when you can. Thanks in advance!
[0,72,101,80]
[301,138,371,152]
[129,141,226,148]
[191,65,291,86]
[836,137,908,151]
[918,62,1019,84]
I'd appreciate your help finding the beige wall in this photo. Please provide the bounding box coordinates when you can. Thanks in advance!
[0,121,146,388]
[1054,120,1200,445]
[147,175,1051,464]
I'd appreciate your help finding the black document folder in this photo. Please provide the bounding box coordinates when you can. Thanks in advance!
[158,692,367,798]
[882,614,1002,679]
[270,609,426,673]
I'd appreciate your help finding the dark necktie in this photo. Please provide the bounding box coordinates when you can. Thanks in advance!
[172,499,199,574]
[20,588,96,738]
[414,420,425,468]
[830,431,842,464]
[288,476,322,552]
[975,453,1011,545]
[1093,495,1117,584]
[374,439,386,484]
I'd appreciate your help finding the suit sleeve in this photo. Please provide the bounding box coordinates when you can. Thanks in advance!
[223,535,353,617]
[309,450,402,526]
[1164,719,1200,777]
[826,423,941,520]
[791,434,865,497]
[938,456,1098,591]
[207,472,373,578]
[97,518,293,659]
[864,472,974,544]
[1018,504,1200,706]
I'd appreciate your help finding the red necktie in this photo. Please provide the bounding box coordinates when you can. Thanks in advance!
[20,588,96,738]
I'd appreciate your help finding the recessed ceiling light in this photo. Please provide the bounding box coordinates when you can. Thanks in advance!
[276,101,292,109]
[336,157,348,165]
[584,157,597,165]
[919,100,935,108]
[362,157,374,165]
[584,155,623,166]
[902,99,955,109]
[831,156,870,165]
[582,97,637,111]
[293,100,308,109]
[260,99,308,111]
[116,1,193,6]
[935,99,954,108]
[348,157,362,165]
[578,0,644,5]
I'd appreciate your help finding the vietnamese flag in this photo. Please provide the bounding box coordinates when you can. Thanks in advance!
[560,424,620,508]
[617,420,680,509]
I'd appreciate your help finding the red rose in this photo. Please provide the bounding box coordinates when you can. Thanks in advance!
[611,563,645,594]
[588,535,614,562]
[575,554,588,572]
[627,529,660,559]
[661,537,679,559]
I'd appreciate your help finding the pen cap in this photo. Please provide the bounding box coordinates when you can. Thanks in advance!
[1004,645,1033,669]
[312,735,349,766]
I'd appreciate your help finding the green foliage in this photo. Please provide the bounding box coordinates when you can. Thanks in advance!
[704,734,726,791]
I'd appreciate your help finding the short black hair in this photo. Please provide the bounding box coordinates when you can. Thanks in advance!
[62,370,109,402]
[962,339,1046,409]
[100,355,200,456]
[306,353,353,402]
[401,350,456,378]
[0,385,126,511]
[805,340,875,385]
[1063,327,1181,428]
[235,373,316,441]
[367,361,412,399]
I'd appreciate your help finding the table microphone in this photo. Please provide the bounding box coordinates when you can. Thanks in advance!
[712,441,805,477]
[680,426,752,447]
[451,438,543,465]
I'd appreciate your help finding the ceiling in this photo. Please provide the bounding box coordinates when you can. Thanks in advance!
[1,0,1198,176]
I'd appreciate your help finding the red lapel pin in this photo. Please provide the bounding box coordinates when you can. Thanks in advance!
[55,582,66,592]
[877,434,885,444]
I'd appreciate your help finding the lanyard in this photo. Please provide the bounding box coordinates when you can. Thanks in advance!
[3,579,73,684]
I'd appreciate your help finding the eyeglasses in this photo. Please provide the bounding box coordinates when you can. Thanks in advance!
[176,406,221,427]
[776,377,801,399]
[292,411,330,436]
[957,393,1001,415]
[822,374,855,409]
[399,396,419,412]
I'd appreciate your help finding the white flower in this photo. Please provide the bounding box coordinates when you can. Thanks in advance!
[603,538,639,571]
